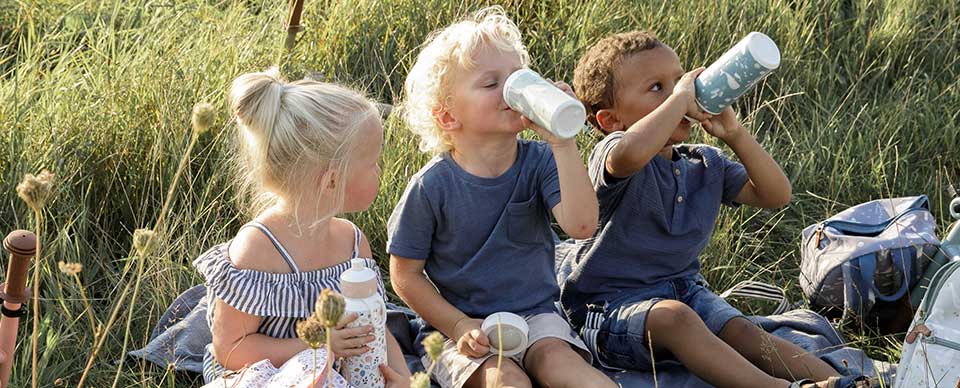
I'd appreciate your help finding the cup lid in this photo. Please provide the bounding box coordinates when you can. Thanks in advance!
[340,258,377,284]
[745,32,781,69]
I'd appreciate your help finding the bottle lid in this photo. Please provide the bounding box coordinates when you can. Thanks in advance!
[340,258,377,298]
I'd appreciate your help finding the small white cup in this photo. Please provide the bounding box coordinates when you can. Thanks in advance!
[481,312,529,357]
[503,69,586,140]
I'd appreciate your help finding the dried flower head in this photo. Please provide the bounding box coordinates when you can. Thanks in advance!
[296,316,327,349]
[410,372,431,388]
[191,102,216,135]
[133,228,159,257]
[16,169,56,210]
[422,331,445,361]
[315,289,345,328]
[58,261,83,276]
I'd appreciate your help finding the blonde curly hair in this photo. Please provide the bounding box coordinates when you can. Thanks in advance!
[402,6,530,155]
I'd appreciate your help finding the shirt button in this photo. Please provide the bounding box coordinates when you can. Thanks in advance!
[677,195,684,203]
[674,168,681,176]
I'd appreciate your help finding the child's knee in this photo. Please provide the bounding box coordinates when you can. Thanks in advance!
[718,316,763,344]
[647,300,700,333]
[523,338,577,369]
[471,357,531,388]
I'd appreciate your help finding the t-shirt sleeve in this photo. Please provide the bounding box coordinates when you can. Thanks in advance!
[538,143,562,210]
[588,131,637,194]
[718,150,749,207]
[386,178,436,260]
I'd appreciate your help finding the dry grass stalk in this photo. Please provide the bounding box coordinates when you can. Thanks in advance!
[16,169,55,388]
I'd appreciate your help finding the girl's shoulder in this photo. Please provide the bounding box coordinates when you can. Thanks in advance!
[226,217,368,272]
[226,225,293,273]
[333,217,370,258]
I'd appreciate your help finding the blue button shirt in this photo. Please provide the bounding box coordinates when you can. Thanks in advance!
[387,140,563,318]
[560,131,749,325]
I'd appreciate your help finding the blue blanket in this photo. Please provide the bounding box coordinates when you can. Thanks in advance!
[128,284,895,387]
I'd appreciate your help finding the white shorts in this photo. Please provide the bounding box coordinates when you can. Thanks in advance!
[422,312,591,388]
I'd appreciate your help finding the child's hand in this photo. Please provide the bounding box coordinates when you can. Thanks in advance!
[453,318,490,357]
[700,106,746,144]
[673,67,710,122]
[522,80,579,148]
[329,312,376,358]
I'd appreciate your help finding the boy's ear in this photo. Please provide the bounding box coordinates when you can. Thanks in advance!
[595,109,625,132]
[432,105,462,133]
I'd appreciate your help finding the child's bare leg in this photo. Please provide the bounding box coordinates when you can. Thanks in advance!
[463,357,532,388]
[718,317,838,382]
[523,338,617,388]
[646,300,791,388]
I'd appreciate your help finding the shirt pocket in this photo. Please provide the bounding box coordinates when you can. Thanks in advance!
[506,195,545,245]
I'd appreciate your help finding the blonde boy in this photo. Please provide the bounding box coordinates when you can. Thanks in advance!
[388,8,616,388]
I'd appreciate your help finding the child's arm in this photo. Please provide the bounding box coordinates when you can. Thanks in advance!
[606,68,707,178]
[390,255,490,357]
[549,140,598,239]
[212,301,377,370]
[211,299,307,370]
[525,81,598,239]
[701,107,792,208]
[385,330,411,377]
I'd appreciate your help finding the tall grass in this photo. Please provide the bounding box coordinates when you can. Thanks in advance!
[0,0,958,386]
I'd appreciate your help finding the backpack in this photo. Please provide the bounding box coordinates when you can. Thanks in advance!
[799,196,941,325]
[896,259,960,387]
[896,198,960,388]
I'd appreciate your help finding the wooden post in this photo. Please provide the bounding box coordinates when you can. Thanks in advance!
[286,0,306,51]
[0,230,35,388]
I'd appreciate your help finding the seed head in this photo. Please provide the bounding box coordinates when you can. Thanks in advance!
[296,316,327,349]
[58,261,83,276]
[191,102,216,135]
[133,228,159,257]
[410,372,431,388]
[16,169,55,211]
[315,289,345,328]
[422,331,444,361]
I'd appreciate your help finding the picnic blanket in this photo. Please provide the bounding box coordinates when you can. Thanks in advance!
[128,284,895,387]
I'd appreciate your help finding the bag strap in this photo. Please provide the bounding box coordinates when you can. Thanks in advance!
[839,250,913,324]
[858,250,913,303]
[719,281,790,315]
[841,261,859,323]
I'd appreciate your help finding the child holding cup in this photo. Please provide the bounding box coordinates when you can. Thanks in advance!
[559,30,872,388]
[387,6,616,388]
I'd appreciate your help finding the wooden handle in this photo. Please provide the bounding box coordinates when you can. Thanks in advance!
[1,230,35,304]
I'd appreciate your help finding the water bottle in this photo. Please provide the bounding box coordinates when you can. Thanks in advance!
[503,68,587,139]
[340,258,387,388]
[694,32,781,114]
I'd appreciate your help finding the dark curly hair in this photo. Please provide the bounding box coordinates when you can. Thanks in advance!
[573,31,662,132]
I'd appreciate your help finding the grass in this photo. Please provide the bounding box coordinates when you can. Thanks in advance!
[1,0,958,386]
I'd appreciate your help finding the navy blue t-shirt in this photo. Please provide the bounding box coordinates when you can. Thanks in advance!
[560,131,749,325]
[387,140,562,318]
